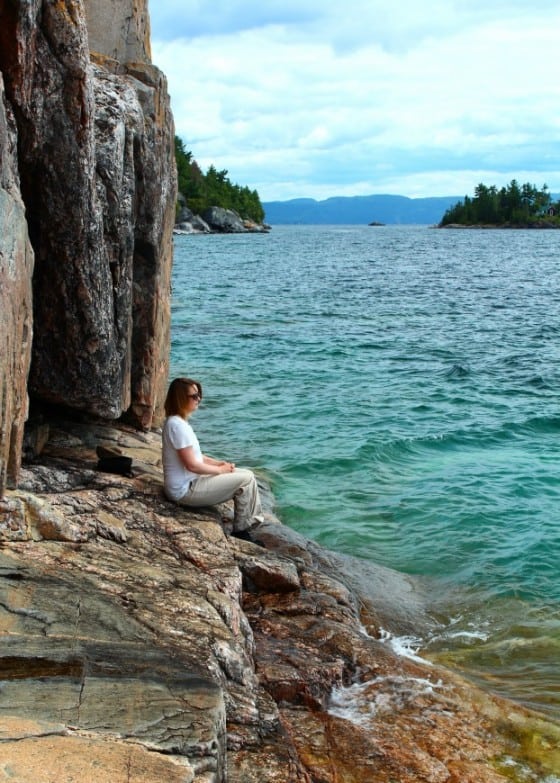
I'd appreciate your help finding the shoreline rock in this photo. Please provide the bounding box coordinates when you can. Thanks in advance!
[1,418,559,782]
[174,205,270,235]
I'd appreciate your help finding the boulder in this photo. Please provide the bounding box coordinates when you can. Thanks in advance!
[177,204,193,223]
[174,214,211,235]
[202,206,249,233]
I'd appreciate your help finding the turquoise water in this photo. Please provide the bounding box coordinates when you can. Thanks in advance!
[170,225,560,718]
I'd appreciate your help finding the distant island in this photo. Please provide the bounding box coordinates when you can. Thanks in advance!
[439,181,560,228]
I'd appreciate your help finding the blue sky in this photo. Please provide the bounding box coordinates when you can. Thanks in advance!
[149,1,560,202]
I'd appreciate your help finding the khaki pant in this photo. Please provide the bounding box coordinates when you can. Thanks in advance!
[175,468,264,532]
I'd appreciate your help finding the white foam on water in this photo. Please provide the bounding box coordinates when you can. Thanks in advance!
[378,627,432,665]
[329,674,446,727]
[499,756,560,783]
[444,629,489,641]
[329,681,376,727]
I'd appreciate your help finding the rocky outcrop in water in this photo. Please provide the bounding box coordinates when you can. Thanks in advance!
[1,420,559,782]
[0,0,176,496]
[202,206,270,233]
[175,204,270,235]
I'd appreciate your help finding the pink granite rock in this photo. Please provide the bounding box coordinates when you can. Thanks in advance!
[0,72,34,493]
[0,0,175,434]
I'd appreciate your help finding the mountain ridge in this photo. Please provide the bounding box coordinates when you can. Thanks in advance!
[263,193,462,225]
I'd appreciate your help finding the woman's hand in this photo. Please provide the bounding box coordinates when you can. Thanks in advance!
[178,448,236,475]
[204,456,235,473]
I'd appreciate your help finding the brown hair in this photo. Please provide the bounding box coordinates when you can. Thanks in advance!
[164,377,203,417]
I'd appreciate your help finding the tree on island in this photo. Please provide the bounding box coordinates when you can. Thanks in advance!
[175,136,265,223]
[439,180,560,227]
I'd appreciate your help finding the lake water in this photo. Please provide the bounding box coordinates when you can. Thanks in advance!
[170,224,560,720]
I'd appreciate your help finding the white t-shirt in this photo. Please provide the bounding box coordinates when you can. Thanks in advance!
[162,415,202,501]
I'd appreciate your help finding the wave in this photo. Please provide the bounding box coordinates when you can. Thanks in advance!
[361,413,560,467]
[534,324,560,338]
[443,363,471,379]
[515,414,560,435]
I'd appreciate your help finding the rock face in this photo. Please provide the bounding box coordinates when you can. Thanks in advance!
[1,419,559,782]
[0,73,34,493]
[84,0,152,64]
[0,0,176,496]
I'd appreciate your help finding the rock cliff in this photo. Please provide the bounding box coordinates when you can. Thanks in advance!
[0,0,176,496]
[0,72,34,493]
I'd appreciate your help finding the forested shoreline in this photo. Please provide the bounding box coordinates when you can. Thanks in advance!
[439,180,560,227]
[175,136,265,223]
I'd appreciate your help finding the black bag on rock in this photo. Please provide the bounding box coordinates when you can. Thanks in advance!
[96,455,133,477]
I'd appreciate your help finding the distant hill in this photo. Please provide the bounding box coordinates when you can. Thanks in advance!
[262,194,463,225]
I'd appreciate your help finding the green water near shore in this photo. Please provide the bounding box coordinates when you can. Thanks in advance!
[170,224,560,721]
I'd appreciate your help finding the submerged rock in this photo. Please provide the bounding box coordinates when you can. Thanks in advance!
[1,418,559,782]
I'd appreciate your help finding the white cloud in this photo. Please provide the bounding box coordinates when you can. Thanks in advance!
[150,1,560,200]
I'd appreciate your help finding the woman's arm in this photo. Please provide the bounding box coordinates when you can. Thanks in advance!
[178,446,235,475]
[202,455,232,467]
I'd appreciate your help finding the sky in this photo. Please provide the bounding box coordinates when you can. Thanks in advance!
[149,1,560,202]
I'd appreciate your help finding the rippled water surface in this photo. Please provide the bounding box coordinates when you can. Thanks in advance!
[170,225,560,718]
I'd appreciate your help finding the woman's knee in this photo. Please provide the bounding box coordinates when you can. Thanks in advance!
[234,467,256,485]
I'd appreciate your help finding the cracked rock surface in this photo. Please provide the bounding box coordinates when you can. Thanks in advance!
[1,418,559,782]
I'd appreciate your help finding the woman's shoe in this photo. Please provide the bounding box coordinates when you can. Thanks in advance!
[230,529,265,547]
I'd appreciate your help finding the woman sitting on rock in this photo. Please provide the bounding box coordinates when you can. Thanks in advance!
[162,377,264,542]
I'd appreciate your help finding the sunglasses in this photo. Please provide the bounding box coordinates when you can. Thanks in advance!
[187,393,201,401]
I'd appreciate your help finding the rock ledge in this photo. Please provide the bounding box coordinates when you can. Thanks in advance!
[1,419,559,782]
